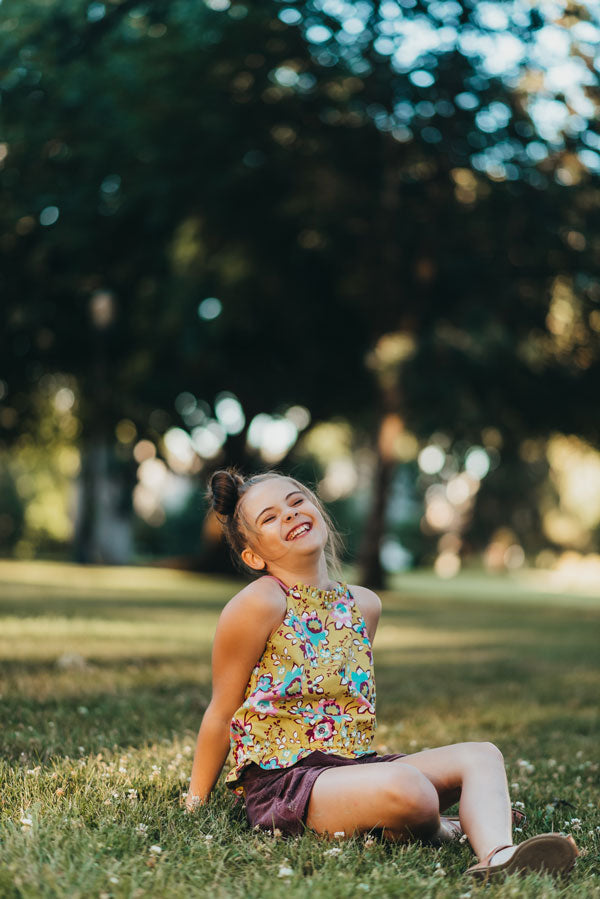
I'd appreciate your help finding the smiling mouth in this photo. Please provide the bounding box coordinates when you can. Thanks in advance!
[287,522,312,541]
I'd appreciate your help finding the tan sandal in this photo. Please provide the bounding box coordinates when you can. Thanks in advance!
[465,833,579,881]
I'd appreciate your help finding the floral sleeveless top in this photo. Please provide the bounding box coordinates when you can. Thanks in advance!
[224,577,377,797]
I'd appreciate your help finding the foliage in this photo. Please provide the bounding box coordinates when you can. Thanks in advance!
[1,0,600,569]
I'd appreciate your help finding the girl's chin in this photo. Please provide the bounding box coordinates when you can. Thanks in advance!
[287,539,326,554]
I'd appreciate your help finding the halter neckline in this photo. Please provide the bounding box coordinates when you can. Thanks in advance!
[289,580,345,597]
[263,574,346,603]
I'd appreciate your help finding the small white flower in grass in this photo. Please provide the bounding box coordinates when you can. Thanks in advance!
[569,818,582,830]
[514,800,525,809]
[278,864,294,878]
[119,767,127,774]
[363,836,376,848]
[20,816,33,828]
[434,863,446,876]
[333,830,346,838]
[149,845,162,855]
[459,833,469,844]
[325,847,342,856]
[108,876,119,884]
[514,827,523,833]
[459,893,472,898]
[204,834,214,841]
[511,783,519,791]
[78,746,85,754]
[357,885,370,891]
[77,706,88,715]
[136,823,148,833]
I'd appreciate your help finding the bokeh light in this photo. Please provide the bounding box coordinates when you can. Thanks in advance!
[435,551,461,578]
[53,388,75,414]
[214,392,245,435]
[247,414,298,463]
[163,427,197,474]
[197,297,222,320]
[418,444,446,475]
[285,405,311,431]
[191,421,226,459]
[115,419,136,444]
[133,440,156,463]
[380,537,413,573]
[39,206,59,226]
[465,446,490,479]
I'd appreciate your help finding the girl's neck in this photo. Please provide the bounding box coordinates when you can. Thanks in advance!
[266,555,334,591]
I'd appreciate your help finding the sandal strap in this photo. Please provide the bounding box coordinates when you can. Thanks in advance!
[479,843,514,866]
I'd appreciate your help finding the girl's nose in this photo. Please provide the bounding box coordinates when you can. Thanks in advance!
[284,509,299,521]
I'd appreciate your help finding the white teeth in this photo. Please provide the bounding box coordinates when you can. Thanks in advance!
[289,524,310,540]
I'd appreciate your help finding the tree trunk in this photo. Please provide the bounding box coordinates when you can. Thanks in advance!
[72,439,134,563]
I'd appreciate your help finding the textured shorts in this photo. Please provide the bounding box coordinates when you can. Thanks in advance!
[234,749,408,837]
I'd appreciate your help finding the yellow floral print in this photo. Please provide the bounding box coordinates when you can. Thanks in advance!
[224,582,377,797]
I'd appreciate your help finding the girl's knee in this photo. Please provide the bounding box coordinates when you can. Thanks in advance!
[463,740,504,765]
[384,767,439,829]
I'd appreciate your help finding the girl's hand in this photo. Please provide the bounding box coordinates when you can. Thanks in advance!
[184,793,204,813]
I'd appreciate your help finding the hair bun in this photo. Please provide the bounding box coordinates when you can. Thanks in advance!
[210,469,244,517]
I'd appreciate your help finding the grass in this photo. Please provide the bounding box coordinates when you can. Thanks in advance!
[0,560,598,898]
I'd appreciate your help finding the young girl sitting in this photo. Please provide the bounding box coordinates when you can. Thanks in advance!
[185,469,578,881]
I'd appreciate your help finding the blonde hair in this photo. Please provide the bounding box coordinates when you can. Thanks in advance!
[207,468,344,580]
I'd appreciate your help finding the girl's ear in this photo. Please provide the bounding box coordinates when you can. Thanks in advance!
[241,547,267,571]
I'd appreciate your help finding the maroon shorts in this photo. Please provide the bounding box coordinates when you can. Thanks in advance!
[233,749,408,837]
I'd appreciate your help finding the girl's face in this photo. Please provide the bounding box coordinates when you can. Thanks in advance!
[239,478,328,571]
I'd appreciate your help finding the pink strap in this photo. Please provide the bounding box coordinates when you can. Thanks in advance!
[262,574,289,594]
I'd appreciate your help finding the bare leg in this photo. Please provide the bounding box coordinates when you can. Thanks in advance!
[393,741,514,861]
[305,741,516,863]
[305,761,442,842]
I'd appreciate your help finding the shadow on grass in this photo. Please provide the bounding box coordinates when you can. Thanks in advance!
[0,595,229,618]
[2,649,598,763]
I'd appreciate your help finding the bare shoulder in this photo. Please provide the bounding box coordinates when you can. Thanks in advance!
[348,584,382,614]
[219,576,287,633]
[347,585,382,642]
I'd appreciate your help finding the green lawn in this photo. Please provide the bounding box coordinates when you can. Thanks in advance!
[0,561,598,898]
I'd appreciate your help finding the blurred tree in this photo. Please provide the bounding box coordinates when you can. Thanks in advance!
[1,0,599,581]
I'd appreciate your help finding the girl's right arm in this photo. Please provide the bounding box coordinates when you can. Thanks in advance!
[186,581,285,809]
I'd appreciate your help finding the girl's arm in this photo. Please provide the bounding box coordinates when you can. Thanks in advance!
[186,581,285,809]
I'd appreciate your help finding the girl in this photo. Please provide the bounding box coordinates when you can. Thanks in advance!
[185,469,578,881]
